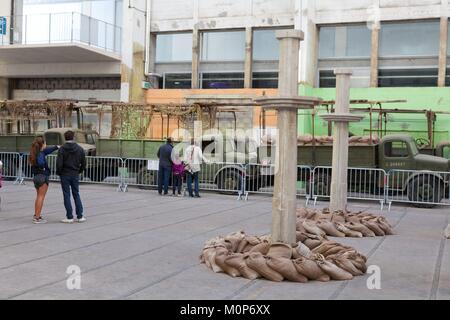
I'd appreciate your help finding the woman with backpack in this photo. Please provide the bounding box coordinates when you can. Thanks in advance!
[29,137,59,224]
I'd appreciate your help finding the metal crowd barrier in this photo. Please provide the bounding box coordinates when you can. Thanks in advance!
[243,164,312,204]
[386,169,450,210]
[0,152,22,183]
[310,166,387,210]
[3,150,450,209]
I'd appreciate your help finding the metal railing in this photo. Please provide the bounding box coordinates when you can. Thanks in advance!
[310,166,387,209]
[2,151,450,209]
[243,164,312,204]
[386,169,450,209]
[0,13,121,54]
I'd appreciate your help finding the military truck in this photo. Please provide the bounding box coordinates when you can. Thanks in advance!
[0,128,101,180]
[255,134,450,207]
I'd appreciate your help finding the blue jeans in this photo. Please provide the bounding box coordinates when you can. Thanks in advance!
[187,172,199,197]
[60,175,83,219]
[172,174,182,194]
[158,166,171,194]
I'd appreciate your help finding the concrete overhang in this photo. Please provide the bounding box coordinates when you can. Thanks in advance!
[0,43,121,77]
[0,43,121,64]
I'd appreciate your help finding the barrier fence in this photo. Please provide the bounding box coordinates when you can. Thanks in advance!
[2,152,450,209]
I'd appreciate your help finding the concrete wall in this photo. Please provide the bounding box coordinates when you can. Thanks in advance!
[149,0,296,32]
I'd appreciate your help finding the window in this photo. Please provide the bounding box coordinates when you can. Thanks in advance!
[201,31,245,61]
[253,29,279,61]
[45,132,61,146]
[75,132,87,144]
[378,69,438,87]
[252,72,278,88]
[319,70,336,88]
[380,21,440,57]
[385,141,409,158]
[319,25,371,59]
[201,72,244,89]
[443,146,450,159]
[156,33,192,62]
[163,73,192,89]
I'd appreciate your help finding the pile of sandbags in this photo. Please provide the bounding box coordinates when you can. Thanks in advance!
[445,224,450,239]
[296,135,380,146]
[200,231,367,282]
[296,207,394,238]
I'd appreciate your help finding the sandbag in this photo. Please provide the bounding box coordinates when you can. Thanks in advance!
[329,257,364,276]
[225,253,260,280]
[316,220,346,237]
[317,259,353,281]
[376,218,394,235]
[361,220,385,236]
[266,256,308,283]
[293,257,330,282]
[445,224,450,239]
[267,242,293,259]
[345,222,376,237]
[303,220,327,238]
[248,241,271,255]
[215,248,241,277]
[246,252,284,282]
[208,250,223,273]
[331,211,346,224]
[335,222,363,238]
[303,238,322,250]
[225,231,246,252]
[295,241,312,258]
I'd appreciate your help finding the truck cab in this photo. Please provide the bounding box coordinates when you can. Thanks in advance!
[378,135,449,172]
[43,128,98,156]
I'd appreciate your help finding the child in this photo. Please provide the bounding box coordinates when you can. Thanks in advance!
[172,155,185,197]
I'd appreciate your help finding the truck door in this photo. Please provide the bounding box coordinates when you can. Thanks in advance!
[381,140,412,189]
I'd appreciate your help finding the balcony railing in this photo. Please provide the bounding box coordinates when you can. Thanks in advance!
[0,12,121,55]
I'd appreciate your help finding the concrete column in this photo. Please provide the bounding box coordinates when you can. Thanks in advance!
[191,27,200,89]
[370,26,380,88]
[321,70,363,212]
[0,78,9,100]
[244,27,253,89]
[438,16,448,87]
[120,0,146,103]
[256,30,321,244]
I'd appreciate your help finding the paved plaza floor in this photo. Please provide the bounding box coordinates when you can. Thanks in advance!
[0,181,449,300]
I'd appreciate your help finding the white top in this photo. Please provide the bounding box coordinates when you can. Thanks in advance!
[184,145,208,173]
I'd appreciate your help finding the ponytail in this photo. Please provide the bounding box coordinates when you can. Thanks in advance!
[29,136,45,167]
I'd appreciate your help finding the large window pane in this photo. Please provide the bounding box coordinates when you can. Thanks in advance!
[378,69,438,87]
[318,27,335,59]
[253,29,279,61]
[201,73,244,89]
[156,33,192,62]
[164,73,192,89]
[380,21,440,57]
[319,25,370,58]
[252,72,278,88]
[201,31,245,61]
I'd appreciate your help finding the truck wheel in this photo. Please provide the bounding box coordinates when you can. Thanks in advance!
[136,168,156,189]
[408,176,443,208]
[218,170,242,193]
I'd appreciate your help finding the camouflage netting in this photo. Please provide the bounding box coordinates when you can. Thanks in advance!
[200,208,394,283]
[261,134,381,146]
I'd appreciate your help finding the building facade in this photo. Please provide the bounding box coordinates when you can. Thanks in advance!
[1,0,450,143]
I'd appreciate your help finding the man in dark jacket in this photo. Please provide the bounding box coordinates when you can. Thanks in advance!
[157,137,173,195]
[56,130,86,223]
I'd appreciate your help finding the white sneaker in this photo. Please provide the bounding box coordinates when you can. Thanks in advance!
[61,218,74,224]
[77,217,87,223]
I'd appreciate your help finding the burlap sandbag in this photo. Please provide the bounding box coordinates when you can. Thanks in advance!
[349,136,361,144]
[296,220,307,233]
[266,256,308,283]
[296,231,308,242]
[246,252,284,282]
[225,253,260,280]
[215,248,241,277]
[304,238,322,250]
[335,222,363,238]
[331,211,346,224]
[225,231,246,252]
[298,135,313,144]
[361,220,385,236]
[296,207,310,219]
[303,221,327,238]
[317,259,354,281]
[329,257,364,276]
[208,249,224,273]
[293,257,330,282]
[295,241,312,258]
[376,218,394,235]
[202,248,216,269]
[248,241,271,255]
[445,224,450,239]
[316,220,346,237]
[311,241,336,255]
[267,242,293,259]
[345,222,376,237]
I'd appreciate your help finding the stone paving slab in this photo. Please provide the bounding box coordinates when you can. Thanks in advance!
[0,181,449,300]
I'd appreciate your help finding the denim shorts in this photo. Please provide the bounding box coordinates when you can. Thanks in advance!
[33,174,49,189]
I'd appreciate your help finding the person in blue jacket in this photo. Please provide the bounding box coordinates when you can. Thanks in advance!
[29,136,59,224]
